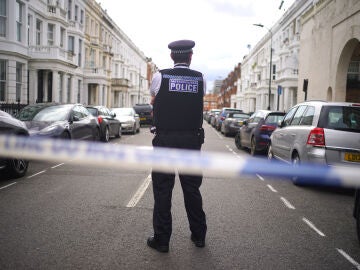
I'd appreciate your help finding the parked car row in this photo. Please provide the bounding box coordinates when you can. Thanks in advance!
[0,103,146,178]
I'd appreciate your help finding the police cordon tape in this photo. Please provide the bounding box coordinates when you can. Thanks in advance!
[0,134,360,187]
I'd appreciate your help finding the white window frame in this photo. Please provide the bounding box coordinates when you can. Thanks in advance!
[16,0,23,42]
[0,59,6,101]
[16,62,22,102]
[47,23,54,46]
[0,0,6,38]
[36,19,42,46]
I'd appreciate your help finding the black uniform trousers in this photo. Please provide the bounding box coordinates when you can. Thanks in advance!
[151,130,207,245]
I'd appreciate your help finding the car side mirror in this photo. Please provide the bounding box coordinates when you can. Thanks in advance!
[277,120,283,127]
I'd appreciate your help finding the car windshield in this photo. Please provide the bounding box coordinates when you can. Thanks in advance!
[86,107,98,116]
[320,105,360,132]
[231,113,249,119]
[113,108,133,116]
[265,114,285,124]
[18,105,70,121]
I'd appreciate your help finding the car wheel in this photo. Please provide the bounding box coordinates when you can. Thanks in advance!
[6,158,29,178]
[102,126,110,142]
[291,152,303,185]
[60,132,70,139]
[235,133,243,149]
[115,125,122,138]
[94,128,100,141]
[267,144,274,161]
[132,124,136,135]
[250,137,257,156]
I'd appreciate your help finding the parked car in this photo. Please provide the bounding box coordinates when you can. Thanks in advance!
[111,107,140,134]
[133,104,153,126]
[207,109,221,124]
[215,108,244,131]
[235,110,286,155]
[268,101,360,184]
[17,103,100,140]
[221,112,250,136]
[0,110,29,178]
[210,111,220,128]
[86,105,122,142]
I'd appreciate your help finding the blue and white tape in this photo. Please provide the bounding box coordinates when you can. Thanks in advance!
[0,134,359,187]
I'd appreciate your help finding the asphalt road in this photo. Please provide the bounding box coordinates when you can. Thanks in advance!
[0,123,359,269]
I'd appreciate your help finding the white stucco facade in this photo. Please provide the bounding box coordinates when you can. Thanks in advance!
[0,0,150,108]
[235,0,360,113]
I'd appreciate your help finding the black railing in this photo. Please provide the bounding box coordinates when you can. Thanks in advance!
[0,102,28,116]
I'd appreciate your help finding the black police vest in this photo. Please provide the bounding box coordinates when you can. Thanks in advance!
[153,67,204,131]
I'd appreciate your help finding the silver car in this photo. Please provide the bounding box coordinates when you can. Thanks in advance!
[268,101,360,184]
[111,107,140,134]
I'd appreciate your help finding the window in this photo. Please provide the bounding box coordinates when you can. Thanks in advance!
[0,59,6,101]
[78,39,82,67]
[27,14,32,45]
[290,105,307,125]
[80,10,84,24]
[16,62,22,101]
[74,5,78,21]
[60,27,65,48]
[282,106,297,127]
[0,0,6,37]
[36,19,42,45]
[299,106,315,126]
[77,80,81,103]
[59,73,63,103]
[16,1,23,42]
[48,24,54,45]
[67,0,72,20]
[68,36,74,53]
[67,76,71,103]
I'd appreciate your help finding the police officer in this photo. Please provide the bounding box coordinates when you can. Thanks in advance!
[147,40,207,253]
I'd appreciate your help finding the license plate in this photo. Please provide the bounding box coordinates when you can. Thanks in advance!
[344,152,360,163]
[140,117,146,121]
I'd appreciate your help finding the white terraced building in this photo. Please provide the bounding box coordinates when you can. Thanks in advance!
[0,0,151,108]
[235,0,360,113]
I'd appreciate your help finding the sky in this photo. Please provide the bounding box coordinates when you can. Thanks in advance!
[97,0,296,90]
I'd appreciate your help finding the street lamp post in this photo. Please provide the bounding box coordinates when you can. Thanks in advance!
[253,23,273,110]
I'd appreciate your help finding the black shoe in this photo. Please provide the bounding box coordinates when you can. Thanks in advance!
[191,234,205,248]
[147,236,169,253]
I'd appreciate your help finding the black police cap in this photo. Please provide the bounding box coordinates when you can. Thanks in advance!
[168,40,195,54]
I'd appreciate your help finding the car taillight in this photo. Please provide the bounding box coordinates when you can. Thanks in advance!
[307,127,325,146]
[97,116,103,124]
[259,125,276,132]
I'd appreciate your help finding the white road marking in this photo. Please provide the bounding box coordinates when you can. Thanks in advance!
[27,170,46,179]
[256,174,265,181]
[51,163,65,169]
[0,182,17,190]
[280,197,296,209]
[302,217,325,237]
[267,184,278,193]
[337,249,360,269]
[126,174,152,208]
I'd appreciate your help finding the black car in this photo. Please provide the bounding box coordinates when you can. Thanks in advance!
[133,104,153,125]
[86,105,122,142]
[235,110,286,155]
[221,112,250,137]
[17,103,100,140]
[0,110,29,178]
